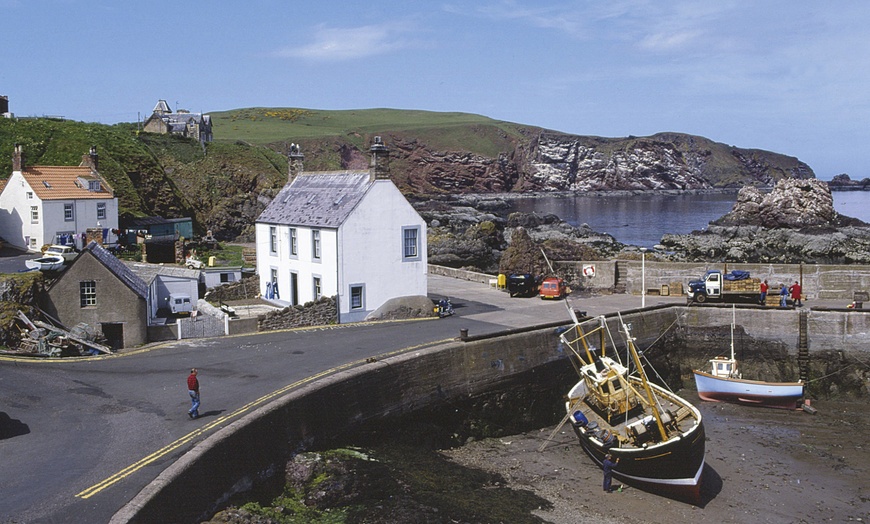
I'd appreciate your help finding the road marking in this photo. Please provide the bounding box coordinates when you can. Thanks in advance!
[75,338,453,499]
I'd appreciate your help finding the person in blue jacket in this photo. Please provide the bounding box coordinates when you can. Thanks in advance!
[779,283,788,307]
[603,454,619,493]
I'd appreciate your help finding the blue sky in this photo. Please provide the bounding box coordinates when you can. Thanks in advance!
[2,1,868,180]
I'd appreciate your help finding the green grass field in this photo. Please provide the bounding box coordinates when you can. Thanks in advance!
[209,107,529,156]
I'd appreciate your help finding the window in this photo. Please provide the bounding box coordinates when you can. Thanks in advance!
[313,276,322,299]
[26,191,33,199]
[80,281,96,307]
[97,202,106,220]
[402,226,421,260]
[350,285,364,309]
[312,230,321,260]
[88,180,101,192]
[220,272,234,283]
[269,226,277,254]
[30,206,38,223]
[64,204,74,221]
[289,228,298,256]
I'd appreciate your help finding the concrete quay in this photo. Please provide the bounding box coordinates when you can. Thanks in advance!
[112,274,868,523]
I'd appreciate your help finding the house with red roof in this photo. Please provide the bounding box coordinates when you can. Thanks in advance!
[0,144,119,252]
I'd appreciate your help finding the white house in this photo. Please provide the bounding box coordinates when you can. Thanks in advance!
[0,145,119,252]
[255,138,427,323]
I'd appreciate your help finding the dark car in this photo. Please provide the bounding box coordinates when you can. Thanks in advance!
[507,273,537,297]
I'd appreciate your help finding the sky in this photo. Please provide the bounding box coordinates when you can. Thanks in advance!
[2,1,868,180]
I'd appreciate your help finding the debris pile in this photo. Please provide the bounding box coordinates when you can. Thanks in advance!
[3,310,112,358]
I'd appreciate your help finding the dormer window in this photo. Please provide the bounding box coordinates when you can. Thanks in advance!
[88,180,101,192]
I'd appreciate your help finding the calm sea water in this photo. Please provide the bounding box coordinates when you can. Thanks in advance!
[507,191,870,248]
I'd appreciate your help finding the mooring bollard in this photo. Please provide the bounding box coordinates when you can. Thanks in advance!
[460,328,468,340]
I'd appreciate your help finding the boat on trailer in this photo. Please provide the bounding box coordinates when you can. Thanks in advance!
[693,306,804,409]
[563,314,706,503]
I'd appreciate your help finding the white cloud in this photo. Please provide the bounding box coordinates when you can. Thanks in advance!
[275,23,420,61]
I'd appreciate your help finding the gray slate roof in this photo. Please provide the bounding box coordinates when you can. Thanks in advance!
[257,172,373,227]
[122,261,200,285]
[84,242,149,299]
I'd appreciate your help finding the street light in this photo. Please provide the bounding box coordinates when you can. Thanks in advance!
[640,247,648,308]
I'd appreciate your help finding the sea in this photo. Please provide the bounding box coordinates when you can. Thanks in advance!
[506,190,870,248]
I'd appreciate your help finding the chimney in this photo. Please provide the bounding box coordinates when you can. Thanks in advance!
[12,143,24,172]
[288,143,304,183]
[369,136,390,181]
[81,145,98,172]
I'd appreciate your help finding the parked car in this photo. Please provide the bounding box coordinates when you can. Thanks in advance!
[44,244,78,263]
[539,276,568,300]
[507,273,538,297]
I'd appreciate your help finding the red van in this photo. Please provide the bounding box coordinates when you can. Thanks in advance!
[539,277,568,300]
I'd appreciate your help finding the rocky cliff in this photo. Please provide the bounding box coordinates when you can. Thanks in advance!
[345,129,815,197]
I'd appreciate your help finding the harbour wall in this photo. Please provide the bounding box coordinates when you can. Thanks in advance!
[556,260,870,301]
[113,306,869,524]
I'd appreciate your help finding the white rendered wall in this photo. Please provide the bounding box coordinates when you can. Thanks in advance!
[337,181,427,321]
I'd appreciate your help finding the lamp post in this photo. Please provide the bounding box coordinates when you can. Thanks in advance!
[640,247,648,308]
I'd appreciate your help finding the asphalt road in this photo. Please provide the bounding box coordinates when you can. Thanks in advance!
[2,274,630,524]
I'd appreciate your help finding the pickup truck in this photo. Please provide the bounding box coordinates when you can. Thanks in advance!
[687,270,761,303]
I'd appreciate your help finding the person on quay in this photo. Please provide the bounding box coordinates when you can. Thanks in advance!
[789,280,803,307]
[759,279,769,306]
[779,283,788,307]
[603,454,620,493]
[187,368,200,419]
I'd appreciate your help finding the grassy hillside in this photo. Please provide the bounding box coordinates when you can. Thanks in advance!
[210,107,529,158]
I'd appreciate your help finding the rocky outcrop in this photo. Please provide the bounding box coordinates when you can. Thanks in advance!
[384,130,814,197]
[660,179,870,263]
[828,173,870,191]
[417,196,623,273]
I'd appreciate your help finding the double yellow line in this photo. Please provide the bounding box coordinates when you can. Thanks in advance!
[77,338,451,499]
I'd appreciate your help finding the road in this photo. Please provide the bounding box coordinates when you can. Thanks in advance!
[3,274,671,524]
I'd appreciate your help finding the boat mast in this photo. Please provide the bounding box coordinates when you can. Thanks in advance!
[730,305,736,362]
[622,321,668,441]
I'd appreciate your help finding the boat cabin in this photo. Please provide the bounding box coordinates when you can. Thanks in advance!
[709,356,740,379]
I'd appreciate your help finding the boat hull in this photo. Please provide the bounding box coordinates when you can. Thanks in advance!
[24,256,65,271]
[570,415,705,503]
[693,370,803,410]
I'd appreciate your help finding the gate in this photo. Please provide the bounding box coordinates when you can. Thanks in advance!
[178,312,226,339]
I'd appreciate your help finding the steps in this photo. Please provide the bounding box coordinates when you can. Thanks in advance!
[798,310,810,382]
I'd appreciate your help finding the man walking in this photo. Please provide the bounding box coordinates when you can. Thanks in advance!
[187,368,200,419]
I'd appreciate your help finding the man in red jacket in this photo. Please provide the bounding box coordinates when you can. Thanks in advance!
[187,368,200,419]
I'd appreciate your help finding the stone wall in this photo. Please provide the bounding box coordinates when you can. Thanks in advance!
[113,305,869,523]
[257,296,337,331]
[205,275,260,303]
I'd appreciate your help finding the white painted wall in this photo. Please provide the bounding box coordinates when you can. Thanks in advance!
[337,181,427,322]
[0,171,35,249]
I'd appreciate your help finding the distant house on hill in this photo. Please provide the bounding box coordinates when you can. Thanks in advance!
[143,99,212,143]
[255,138,428,323]
[0,145,119,252]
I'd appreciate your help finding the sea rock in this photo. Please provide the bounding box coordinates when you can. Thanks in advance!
[661,179,870,263]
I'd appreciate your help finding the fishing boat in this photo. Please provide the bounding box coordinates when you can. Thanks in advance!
[24,255,65,271]
[693,306,804,409]
[562,313,706,503]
